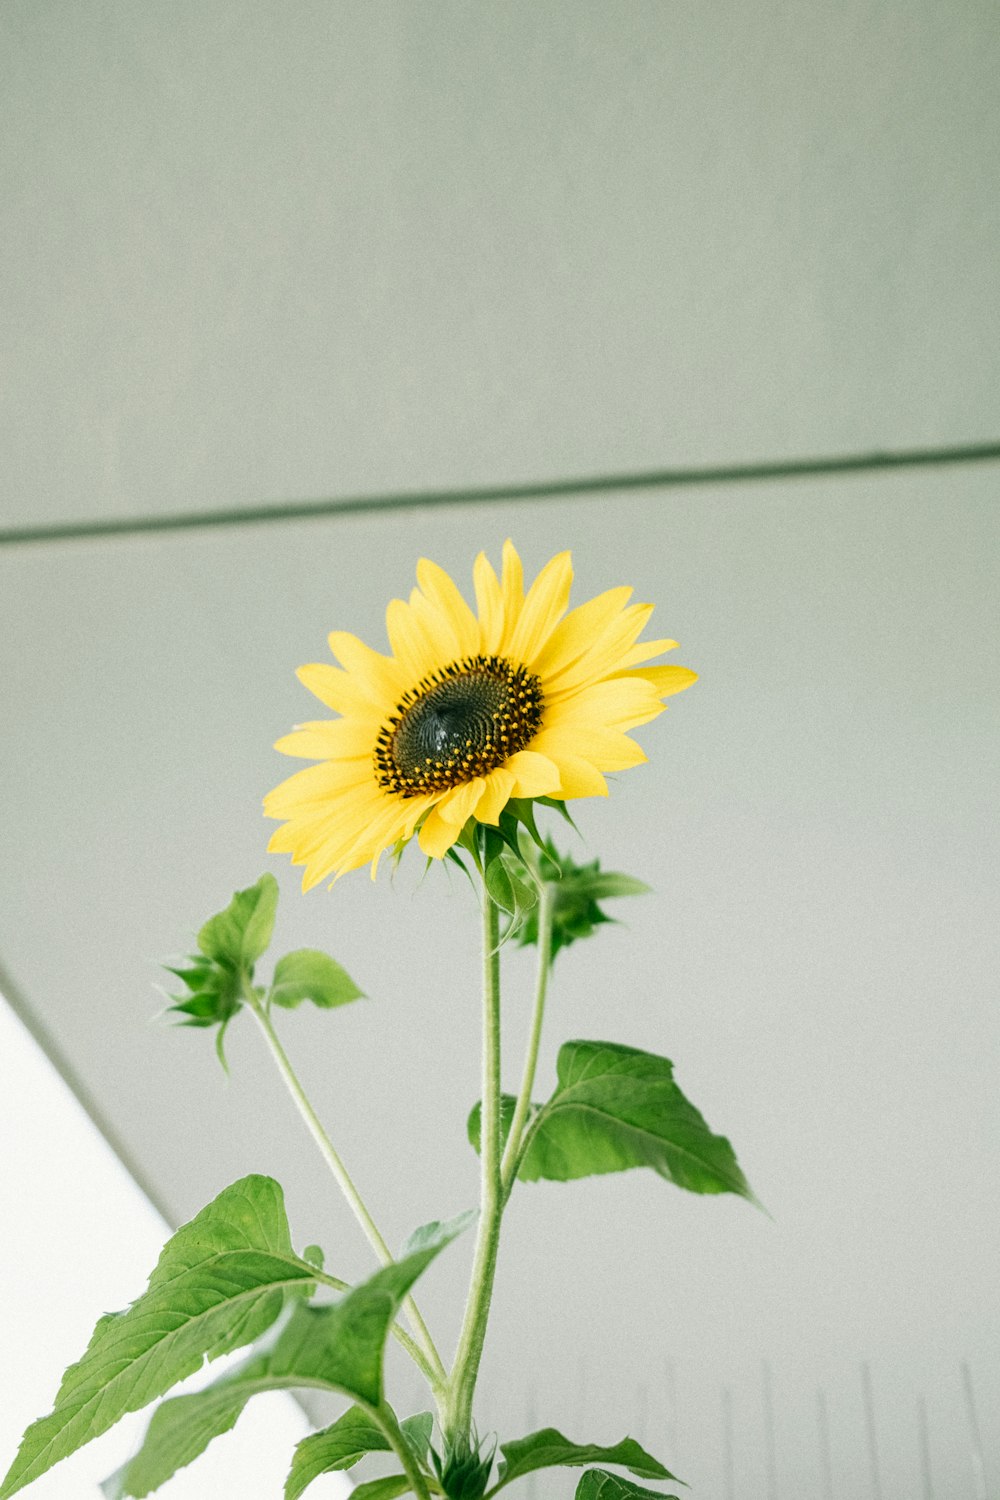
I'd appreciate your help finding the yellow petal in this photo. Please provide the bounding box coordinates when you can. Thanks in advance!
[418,803,464,859]
[542,607,662,697]
[532,725,647,772]
[319,795,429,884]
[296,662,385,717]
[624,664,699,698]
[499,539,525,630]
[327,631,407,704]
[274,719,375,761]
[385,597,438,683]
[473,767,515,824]
[416,558,480,657]
[546,751,609,799]
[532,586,634,679]
[616,636,681,669]
[507,550,573,663]
[263,761,375,819]
[408,586,464,666]
[547,677,664,732]
[438,777,486,826]
[473,551,505,654]
[503,749,561,797]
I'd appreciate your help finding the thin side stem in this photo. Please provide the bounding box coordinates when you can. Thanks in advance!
[311,1267,438,1387]
[443,890,504,1446]
[500,879,554,1197]
[244,983,447,1392]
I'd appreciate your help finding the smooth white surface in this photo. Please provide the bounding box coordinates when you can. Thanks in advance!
[2,0,999,530]
[0,999,349,1498]
[1,477,997,1495]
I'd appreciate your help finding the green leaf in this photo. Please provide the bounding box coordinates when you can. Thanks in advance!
[100,1346,277,1500]
[466,1094,519,1159]
[0,1176,318,1500]
[575,1470,681,1500]
[257,1209,471,1409]
[514,1041,755,1201]
[494,1428,679,1492]
[283,1406,434,1500]
[351,1478,412,1500]
[197,874,279,971]
[102,1213,470,1500]
[270,949,365,1010]
[400,1413,434,1462]
[284,1406,394,1500]
[401,1212,474,1256]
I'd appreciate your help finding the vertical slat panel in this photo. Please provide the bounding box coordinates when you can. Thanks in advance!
[861,1363,884,1500]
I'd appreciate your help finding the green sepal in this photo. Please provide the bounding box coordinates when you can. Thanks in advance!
[493,1428,680,1493]
[214,1014,234,1074]
[444,844,478,894]
[534,794,580,834]
[431,1428,496,1500]
[162,961,216,990]
[168,992,227,1023]
[502,799,547,853]
[515,840,650,959]
[165,966,242,1029]
[480,825,538,946]
[0,1176,318,1499]
[575,1471,682,1500]
[269,949,365,1010]
[483,852,537,927]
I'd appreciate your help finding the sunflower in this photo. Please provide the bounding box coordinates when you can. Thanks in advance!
[265,541,696,887]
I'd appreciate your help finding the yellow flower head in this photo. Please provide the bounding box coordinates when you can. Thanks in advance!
[265,542,696,888]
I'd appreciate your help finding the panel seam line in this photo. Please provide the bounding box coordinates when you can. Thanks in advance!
[2,439,998,547]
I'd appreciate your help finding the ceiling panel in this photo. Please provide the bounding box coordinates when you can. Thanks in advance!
[1,476,997,1493]
[2,1,998,530]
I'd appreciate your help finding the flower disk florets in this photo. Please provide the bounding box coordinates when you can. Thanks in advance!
[374,654,544,797]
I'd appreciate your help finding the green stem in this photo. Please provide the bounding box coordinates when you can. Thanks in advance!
[369,1399,434,1500]
[443,888,504,1446]
[500,879,554,1198]
[244,983,448,1395]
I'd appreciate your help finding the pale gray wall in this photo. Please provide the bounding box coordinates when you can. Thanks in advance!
[2,0,999,531]
[2,5,998,1498]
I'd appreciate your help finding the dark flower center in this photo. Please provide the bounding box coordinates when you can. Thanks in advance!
[374,654,544,797]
